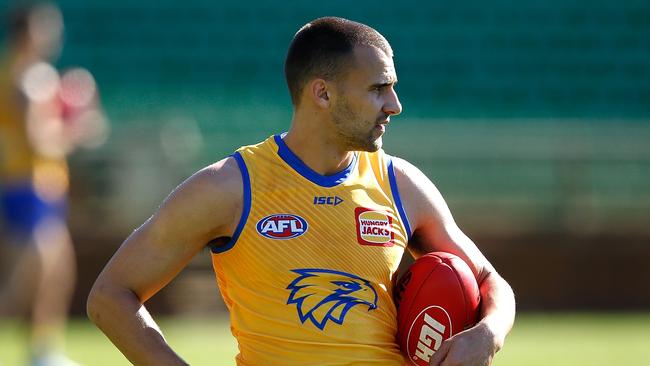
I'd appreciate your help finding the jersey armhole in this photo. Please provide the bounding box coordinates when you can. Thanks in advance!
[387,156,412,241]
[210,152,251,253]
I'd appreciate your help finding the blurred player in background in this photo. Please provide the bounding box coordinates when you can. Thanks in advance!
[88,17,513,365]
[0,3,107,366]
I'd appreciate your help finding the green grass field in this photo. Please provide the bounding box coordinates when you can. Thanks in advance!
[1,313,649,365]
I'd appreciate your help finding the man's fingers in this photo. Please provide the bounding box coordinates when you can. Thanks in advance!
[428,340,451,366]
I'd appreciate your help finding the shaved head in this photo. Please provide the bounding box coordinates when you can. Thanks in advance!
[284,17,392,106]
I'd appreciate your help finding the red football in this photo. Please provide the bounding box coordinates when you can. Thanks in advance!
[394,252,481,365]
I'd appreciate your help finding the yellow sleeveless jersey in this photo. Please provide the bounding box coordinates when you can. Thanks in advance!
[0,58,67,185]
[0,59,33,181]
[210,134,412,365]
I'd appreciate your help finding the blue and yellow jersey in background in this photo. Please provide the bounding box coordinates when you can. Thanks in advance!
[211,134,412,365]
[0,58,68,184]
[0,58,34,182]
[0,58,69,235]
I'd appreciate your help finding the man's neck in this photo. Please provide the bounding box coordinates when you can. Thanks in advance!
[282,116,355,176]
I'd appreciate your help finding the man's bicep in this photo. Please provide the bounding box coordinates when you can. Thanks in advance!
[392,157,491,277]
[96,157,243,302]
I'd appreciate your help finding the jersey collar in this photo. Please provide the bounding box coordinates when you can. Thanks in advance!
[274,134,358,188]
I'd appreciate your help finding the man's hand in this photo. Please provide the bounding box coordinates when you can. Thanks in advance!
[87,157,243,365]
[392,158,516,366]
[428,322,500,366]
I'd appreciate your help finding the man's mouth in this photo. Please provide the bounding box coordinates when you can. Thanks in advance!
[377,116,390,125]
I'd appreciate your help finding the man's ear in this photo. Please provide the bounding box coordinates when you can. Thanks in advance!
[309,79,330,108]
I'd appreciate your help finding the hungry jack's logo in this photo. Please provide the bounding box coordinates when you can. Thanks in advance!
[355,207,394,246]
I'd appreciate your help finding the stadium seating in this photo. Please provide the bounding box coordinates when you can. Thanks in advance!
[53,1,650,119]
[44,0,650,235]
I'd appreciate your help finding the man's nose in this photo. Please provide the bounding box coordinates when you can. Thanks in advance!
[383,88,402,116]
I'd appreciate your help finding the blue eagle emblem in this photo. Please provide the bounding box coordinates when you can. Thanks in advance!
[286,268,378,330]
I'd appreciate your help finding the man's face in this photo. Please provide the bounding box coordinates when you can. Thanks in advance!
[329,45,402,152]
[28,4,64,60]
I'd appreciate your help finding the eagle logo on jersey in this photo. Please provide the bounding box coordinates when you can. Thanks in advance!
[286,269,378,330]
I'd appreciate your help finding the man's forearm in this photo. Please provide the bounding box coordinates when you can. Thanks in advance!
[477,271,516,350]
[87,284,188,366]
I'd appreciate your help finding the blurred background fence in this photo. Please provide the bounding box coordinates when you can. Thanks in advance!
[3,0,649,315]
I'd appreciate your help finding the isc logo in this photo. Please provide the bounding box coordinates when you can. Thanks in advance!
[313,196,343,206]
[407,306,451,365]
[256,214,308,240]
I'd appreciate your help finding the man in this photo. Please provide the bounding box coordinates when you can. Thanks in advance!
[87,17,515,366]
[1,4,106,366]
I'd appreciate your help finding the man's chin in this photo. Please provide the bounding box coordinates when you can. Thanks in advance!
[344,135,382,152]
[364,137,382,152]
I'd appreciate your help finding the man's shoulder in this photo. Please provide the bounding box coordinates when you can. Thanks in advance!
[387,155,435,203]
[387,155,418,179]
[191,156,243,195]
[160,156,244,218]
[235,134,277,156]
[185,133,277,197]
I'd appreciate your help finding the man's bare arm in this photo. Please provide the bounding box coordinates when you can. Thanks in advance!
[392,157,515,366]
[87,157,243,365]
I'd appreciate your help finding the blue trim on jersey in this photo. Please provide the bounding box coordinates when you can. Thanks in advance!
[274,134,358,188]
[387,157,412,240]
[211,152,251,253]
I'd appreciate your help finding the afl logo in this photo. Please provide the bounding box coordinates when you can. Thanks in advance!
[256,214,308,240]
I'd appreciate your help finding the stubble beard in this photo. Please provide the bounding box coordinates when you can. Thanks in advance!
[331,97,382,152]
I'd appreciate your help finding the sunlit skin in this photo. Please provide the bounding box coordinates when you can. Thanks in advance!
[282,45,401,176]
[87,25,514,366]
[329,45,401,152]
